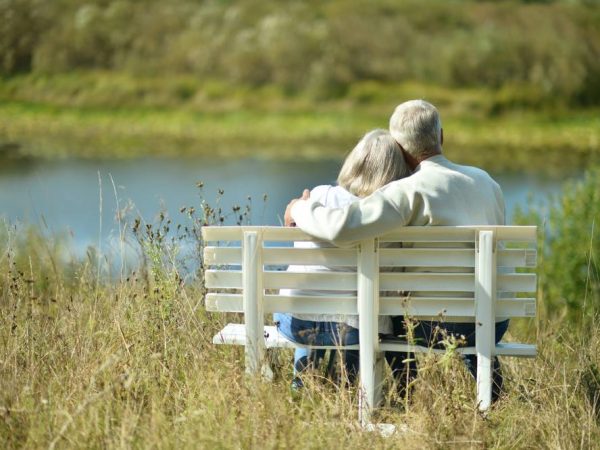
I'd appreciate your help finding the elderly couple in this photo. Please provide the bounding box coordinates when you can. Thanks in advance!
[274,99,507,400]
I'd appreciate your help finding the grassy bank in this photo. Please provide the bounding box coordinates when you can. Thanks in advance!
[1,244,598,448]
[1,73,599,174]
[2,169,600,448]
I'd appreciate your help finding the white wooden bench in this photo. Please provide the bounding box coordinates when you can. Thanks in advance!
[202,225,537,425]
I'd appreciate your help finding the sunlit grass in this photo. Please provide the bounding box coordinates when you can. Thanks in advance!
[1,73,599,173]
[0,231,597,448]
[1,173,600,447]
[0,100,373,160]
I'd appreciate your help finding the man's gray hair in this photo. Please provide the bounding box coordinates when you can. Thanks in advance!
[389,100,442,159]
[337,129,409,197]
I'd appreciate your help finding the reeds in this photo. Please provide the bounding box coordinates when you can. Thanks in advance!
[1,181,600,449]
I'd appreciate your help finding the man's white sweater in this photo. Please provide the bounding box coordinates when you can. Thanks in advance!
[291,155,505,246]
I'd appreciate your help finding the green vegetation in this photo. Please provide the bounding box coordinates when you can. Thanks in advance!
[1,173,600,448]
[516,167,600,322]
[1,0,600,172]
[2,0,600,107]
[1,74,599,174]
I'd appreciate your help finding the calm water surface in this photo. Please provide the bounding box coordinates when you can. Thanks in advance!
[0,157,569,250]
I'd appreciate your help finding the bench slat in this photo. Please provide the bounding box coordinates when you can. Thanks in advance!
[380,248,535,268]
[495,343,537,357]
[212,324,296,349]
[206,293,245,312]
[203,227,315,242]
[202,225,538,243]
[263,247,355,266]
[205,294,357,315]
[204,247,537,268]
[205,270,242,289]
[212,324,536,357]
[264,294,357,314]
[206,293,535,318]
[497,273,537,292]
[499,249,537,267]
[379,248,473,267]
[206,270,358,290]
[212,324,359,349]
[380,228,476,242]
[379,340,536,357]
[380,297,536,318]
[264,271,357,290]
[380,273,474,291]
[204,247,241,265]
[379,226,537,243]
[204,246,355,266]
[205,270,536,292]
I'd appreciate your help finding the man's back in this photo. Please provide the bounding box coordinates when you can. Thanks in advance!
[397,155,504,227]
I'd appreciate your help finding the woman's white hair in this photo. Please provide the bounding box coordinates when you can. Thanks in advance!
[389,100,442,160]
[337,129,409,198]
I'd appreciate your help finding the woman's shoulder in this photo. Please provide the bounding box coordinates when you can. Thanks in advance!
[309,184,334,201]
[311,184,358,207]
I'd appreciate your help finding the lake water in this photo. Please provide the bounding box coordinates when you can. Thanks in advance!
[0,156,570,251]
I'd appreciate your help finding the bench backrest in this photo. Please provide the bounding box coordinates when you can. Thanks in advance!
[203,226,537,321]
[202,225,537,413]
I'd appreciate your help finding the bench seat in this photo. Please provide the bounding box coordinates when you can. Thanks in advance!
[212,323,536,356]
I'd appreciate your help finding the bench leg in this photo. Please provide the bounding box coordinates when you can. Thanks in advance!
[358,342,375,427]
[242,232,265,376]
[475,230,496,411]
[476,351,492,410]
[359,349,384,425]
[357,238,379,426]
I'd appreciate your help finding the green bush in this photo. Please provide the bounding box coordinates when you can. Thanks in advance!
[2,0,600,107]
[515,167,600,322]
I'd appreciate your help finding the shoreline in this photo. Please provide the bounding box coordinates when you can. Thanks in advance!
[1,74,599,174]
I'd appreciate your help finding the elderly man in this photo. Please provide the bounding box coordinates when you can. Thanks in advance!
[285,99,508,401]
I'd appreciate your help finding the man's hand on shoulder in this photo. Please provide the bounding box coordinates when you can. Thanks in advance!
[284,189,310,227]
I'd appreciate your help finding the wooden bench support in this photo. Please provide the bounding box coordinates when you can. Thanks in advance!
[475,230,495,411]
[243,231,264,375]
[357,238,380,426]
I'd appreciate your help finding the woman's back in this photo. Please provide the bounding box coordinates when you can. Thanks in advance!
[284,184,392,334]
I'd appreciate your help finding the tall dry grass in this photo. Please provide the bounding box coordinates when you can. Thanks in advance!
[1,178,600,449]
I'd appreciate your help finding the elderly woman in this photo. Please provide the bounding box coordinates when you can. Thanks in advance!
[274,129,410,388]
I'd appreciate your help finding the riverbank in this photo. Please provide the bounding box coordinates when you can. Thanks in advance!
[1,74,599,174]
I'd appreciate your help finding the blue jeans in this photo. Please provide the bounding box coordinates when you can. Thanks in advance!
[273,313,359,381]
[385,318,510,401]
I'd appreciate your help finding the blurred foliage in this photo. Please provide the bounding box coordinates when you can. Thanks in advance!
[1,0,600,107]
[515,167,600,323]
[1,87,598,173]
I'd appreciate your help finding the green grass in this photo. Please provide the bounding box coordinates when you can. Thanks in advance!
[1,73,599,174]
[0,101,375,160]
